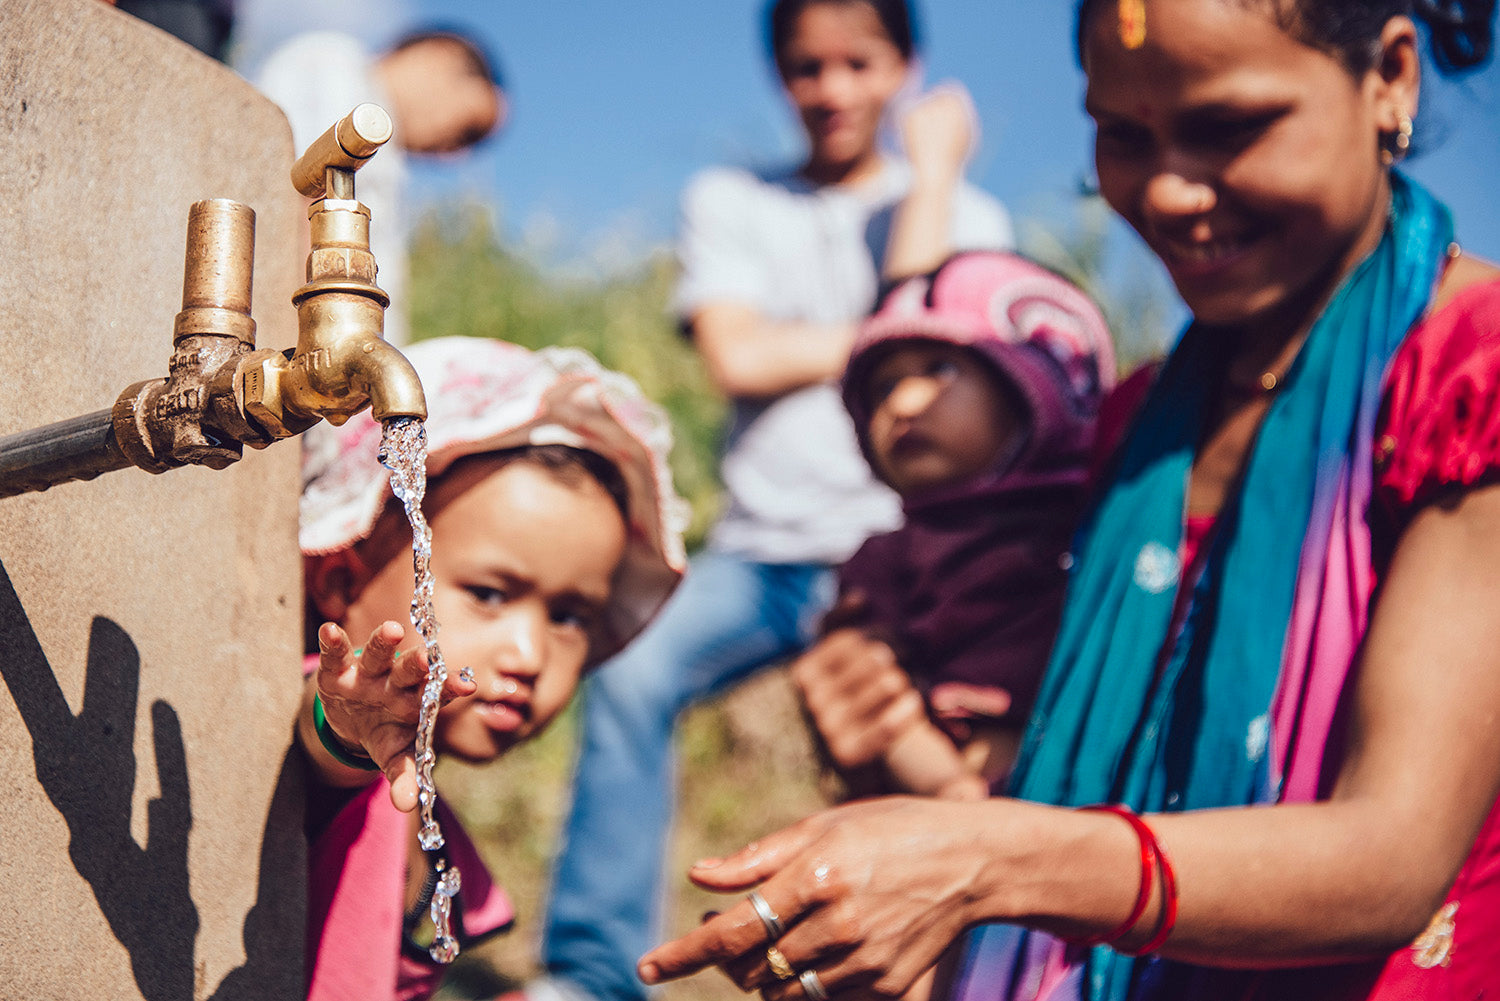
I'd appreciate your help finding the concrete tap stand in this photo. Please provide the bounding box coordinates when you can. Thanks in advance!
[0,2,307,997]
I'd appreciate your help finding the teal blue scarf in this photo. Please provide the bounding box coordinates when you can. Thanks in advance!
[998,174,1453,1000]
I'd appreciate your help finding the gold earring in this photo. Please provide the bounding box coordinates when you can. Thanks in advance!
[1382,113,1414,166]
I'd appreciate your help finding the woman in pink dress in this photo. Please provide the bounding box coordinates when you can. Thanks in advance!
[635,2,1500,999]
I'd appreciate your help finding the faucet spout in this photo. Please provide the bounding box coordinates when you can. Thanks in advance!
[357,337,427,423]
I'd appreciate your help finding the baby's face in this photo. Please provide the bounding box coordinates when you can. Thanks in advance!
[344,457,626,763]
[864,342,1020,496]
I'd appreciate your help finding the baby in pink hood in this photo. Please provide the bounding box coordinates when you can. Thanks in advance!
[794,250,1114,798]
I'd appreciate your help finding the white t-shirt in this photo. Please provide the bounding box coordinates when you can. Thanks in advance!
[673,160,1014,565]
[255,31,411,346]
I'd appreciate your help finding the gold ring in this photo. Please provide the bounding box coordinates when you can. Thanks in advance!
[766,945,796,981]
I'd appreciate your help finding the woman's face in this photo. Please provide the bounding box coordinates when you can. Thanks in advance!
[342,457,626,763]
[779,2,909,182]
[1083,0,1404,334]
[864,342,1020,495]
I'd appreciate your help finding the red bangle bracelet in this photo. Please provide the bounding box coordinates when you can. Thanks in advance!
[1124,814,1178,956]
[1073,804,1156,947]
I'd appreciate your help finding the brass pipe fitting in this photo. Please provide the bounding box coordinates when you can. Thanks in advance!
[290,103,393,199]
[113,198,265,473]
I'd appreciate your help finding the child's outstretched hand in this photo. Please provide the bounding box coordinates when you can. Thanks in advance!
[308,619,477,812]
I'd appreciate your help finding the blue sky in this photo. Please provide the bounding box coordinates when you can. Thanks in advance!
[235,0,1500,297]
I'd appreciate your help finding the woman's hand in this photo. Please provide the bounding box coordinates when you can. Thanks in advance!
[791,628,928,772]
[638,797,1008,1001]
[306,619,476,811]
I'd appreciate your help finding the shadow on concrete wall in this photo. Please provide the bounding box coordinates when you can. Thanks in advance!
[0,561,301,999]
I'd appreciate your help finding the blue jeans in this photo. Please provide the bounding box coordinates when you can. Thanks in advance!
[542,549,836,1001]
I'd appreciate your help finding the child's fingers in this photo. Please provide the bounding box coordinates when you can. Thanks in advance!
[385,753,421,813]
[389,645,430,689]
[440,670,478,704]
[316,622,355,680]
[929,682,1012,719]
[358,620,406,678]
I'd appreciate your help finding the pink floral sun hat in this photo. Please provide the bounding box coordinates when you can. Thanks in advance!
[300,336,690,663]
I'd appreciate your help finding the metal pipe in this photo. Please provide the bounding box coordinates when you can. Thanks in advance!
[0,409,131,499]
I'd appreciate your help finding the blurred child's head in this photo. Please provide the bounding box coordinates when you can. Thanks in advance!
[844,251,1116,499]
[300,338,688,762]
[379,28,507,154]
[766,0,917,181]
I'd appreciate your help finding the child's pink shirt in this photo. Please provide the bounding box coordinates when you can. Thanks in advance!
[302,655,514,1001]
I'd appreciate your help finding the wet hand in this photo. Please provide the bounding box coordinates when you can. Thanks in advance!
[314,620,477,811]
[791,629,927,771]
[638,798,992,1000]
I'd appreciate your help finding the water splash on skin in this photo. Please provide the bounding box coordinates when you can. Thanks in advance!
[380,416,460,963]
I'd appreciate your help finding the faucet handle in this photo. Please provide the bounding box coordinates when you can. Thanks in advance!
[290,103,393,199]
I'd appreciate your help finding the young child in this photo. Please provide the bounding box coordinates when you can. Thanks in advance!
[794,249,1114,799]
[294,336,687,1001]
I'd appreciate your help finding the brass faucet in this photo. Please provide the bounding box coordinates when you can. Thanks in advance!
[239,103,426,437]
[111,103,428,477]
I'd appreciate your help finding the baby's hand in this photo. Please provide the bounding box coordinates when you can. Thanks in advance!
[791,628,927,771]
[313,620,477,812]
[899,83,978,183]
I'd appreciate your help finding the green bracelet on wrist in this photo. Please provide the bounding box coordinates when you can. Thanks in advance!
[313,692,380,771]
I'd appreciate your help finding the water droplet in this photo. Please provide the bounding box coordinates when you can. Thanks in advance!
[427,860,463,964]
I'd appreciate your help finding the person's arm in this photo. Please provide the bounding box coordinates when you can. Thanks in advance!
[882,725,989,801]
[673,168,858,400]
[882,85,978,282]
[297,619,476,812]
[639,484,1500,997]
[688,304,858,400]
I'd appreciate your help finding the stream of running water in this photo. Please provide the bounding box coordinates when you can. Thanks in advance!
[380,415,461,964]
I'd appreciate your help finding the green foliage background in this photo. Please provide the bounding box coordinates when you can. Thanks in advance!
[409,206,727,548]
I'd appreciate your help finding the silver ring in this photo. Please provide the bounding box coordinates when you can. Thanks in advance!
[799,969,829,1001]
[747,889,785,941]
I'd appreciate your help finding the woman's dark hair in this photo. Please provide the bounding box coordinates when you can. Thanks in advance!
[1075,0,1495,74]
[766,0,919,67]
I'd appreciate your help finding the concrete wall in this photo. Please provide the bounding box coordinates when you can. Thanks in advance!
[0,2,307,997]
